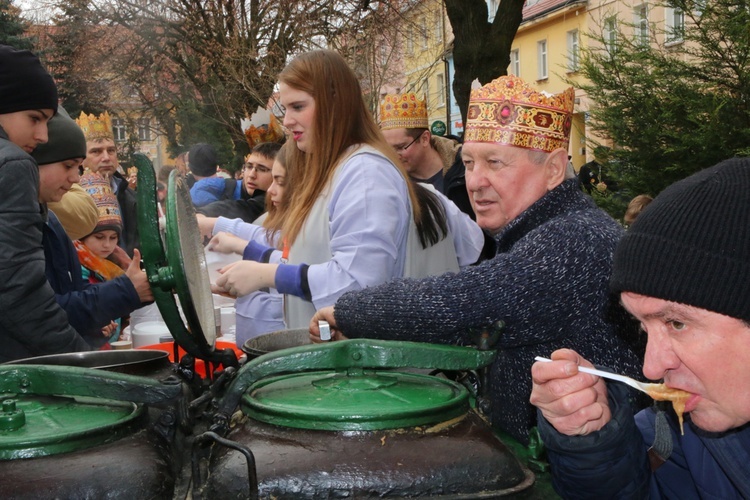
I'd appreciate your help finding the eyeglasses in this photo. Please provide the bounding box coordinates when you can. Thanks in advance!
[394,134,422,152]
[243,163,271,174]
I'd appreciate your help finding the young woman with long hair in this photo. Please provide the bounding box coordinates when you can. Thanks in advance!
[213,49,481,329]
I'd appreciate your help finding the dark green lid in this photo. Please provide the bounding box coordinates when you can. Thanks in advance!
[0,395,143,460]
[0,365,182,459]
[241,368,469,431]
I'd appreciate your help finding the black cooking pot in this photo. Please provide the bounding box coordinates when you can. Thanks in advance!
[4,349,171,377]
[240,328,311,359]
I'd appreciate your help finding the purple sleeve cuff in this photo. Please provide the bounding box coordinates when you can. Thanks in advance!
[243,240,275,263]
[275,263,311,300]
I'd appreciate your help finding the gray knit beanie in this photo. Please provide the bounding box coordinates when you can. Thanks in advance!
[32,106,87,165]
[0,44,58,115]
[611,157,750,322]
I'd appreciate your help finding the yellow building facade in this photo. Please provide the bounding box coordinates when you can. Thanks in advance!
[400,0,453,134]
[509,0,589,169]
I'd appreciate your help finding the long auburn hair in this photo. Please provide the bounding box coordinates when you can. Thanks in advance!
[262,141,295,246]
[278,49,430,247]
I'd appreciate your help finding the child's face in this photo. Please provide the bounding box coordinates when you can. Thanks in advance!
[266,160,287,209]
[39,158,83,203]
[0,109,54,153]
[82,230,119,259]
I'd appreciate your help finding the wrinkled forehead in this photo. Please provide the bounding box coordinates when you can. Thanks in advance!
[461,141,528,160]
[86,138,116,151]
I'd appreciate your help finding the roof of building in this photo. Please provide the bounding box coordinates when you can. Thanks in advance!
[522,0,586,22]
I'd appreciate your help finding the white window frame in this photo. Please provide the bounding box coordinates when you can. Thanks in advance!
[488,0,498,22]
[112,117,127,142]
[435,12,443,43]
[567,30,579,72]
[537,40,548,80]
[604,16,618,55]
[406,30,414,54]
[436,73,445,107]
[421,17,428,50]
[665,5,684,43]
[509,49,520,77]
[137,117,151,141]
[634,4,649,45]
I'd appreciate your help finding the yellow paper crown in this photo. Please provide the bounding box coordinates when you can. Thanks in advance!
[379,93,429,130]
[464,75,574,153]
[76,111,114,142]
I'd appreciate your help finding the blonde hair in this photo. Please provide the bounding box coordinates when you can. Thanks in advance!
[277,50,423,246]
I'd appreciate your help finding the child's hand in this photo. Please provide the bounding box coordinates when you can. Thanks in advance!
[126,249,154,303]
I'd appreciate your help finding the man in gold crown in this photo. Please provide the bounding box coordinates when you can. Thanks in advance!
[380,93,474,220]
[76,112,140,257]
[311,75,644,444]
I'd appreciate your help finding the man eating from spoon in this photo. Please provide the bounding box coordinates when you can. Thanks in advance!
[530,158,750,498]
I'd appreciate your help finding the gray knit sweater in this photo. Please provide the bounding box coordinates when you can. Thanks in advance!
[335,179,645,444]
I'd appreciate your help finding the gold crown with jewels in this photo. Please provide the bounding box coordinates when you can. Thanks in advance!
[464,75,574,153]
[379,93,429,130]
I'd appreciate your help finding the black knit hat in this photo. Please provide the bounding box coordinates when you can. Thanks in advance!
[188,143,218,177]
[611,157,750,322]
[0,45,58,115]
[32,106,86,165]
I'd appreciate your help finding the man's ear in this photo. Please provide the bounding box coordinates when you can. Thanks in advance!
[545,148,569,190]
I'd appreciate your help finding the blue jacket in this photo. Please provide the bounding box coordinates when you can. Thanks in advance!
[539,382,750,499]
[190,177,241,207]
[43,210,141,348]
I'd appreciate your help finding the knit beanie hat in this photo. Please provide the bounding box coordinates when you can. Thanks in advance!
[79,172,122,237]
[0,45,58,115]
[31,106,87,165]
[611,157,750,322]
[188,143,218,177]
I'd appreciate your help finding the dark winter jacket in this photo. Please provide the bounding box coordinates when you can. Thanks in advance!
[196,190,266,224]
[44,210,142,348]
[433,136,473,219]
[334,178,645,443]
[112,171,139,257]
[0,127,90,362]
[539,382,750,499]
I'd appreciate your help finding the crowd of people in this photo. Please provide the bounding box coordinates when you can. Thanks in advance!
[2,41,749,497]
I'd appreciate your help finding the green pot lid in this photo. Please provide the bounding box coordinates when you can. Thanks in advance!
[0,395,143,460]
[241,368,469,431]
[0,364,182,458]
[135,154,226,362]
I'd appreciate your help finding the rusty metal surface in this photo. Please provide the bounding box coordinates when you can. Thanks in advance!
[205,410,534,498]
[0,428,173,499]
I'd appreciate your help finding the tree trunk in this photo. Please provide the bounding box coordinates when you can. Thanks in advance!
[444,0,525,127]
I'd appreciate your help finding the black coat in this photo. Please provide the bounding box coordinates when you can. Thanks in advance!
[0,127,90,362]
[113,172,140,257]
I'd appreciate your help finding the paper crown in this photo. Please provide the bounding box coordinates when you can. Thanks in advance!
[243,107,285,149]
[76,111,114,142]
[464,75,574,153]
[79,172,122,235]
[379,93,429,130]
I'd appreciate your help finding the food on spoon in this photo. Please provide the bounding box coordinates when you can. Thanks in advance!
[644,383,691,435]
